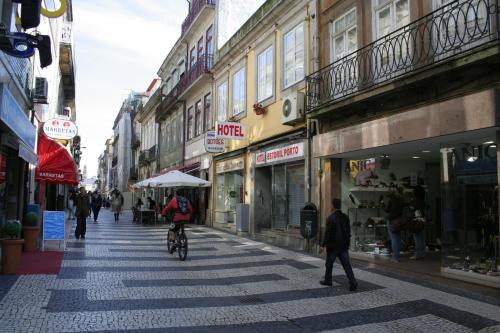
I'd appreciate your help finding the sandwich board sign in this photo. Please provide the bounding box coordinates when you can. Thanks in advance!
[42,211,65,251]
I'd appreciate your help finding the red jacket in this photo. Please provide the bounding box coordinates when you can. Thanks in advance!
[161,196,193,222]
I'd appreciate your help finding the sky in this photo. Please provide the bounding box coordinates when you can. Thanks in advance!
[73,1,187,177]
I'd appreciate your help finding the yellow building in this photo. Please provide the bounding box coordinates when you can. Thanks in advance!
[211,0,316,248]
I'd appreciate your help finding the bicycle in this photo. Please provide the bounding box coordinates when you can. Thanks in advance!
[167,223,188,261]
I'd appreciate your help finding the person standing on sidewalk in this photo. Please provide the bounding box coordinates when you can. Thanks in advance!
[320,198,358,291]
[91,191,103,223]
[111,189,124,222]
[75,187,90,240]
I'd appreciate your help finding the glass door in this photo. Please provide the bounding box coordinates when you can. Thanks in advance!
[272,165,287,229]
[287,164,305,227]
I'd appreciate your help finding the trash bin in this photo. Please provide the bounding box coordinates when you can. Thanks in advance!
[300,202,318,240]
[236,203,249,232]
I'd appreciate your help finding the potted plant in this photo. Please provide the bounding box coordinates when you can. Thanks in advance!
[1,220,24,275]
[22,212,39,252]
[253,103,267,115]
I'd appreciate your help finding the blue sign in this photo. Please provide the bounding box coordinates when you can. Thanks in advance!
[43,211,65,240]
[0,86,36,150]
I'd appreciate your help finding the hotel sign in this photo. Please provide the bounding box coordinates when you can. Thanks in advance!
[43,118,78,140]
[205,130,225,153]
[215,121,246,140]
[256,142,304,165]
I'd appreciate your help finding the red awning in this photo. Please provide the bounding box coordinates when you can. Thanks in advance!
[35,133,78,185]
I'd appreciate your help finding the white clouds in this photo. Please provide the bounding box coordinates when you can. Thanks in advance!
[73,1,187,176]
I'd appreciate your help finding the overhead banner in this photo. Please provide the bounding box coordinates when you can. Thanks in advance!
[215,121,246,140]
[205,130,225,153]
[43,118,78,140]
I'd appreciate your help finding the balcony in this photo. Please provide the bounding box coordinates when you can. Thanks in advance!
[306,0,500,114]
[59,23,75,104]
[139,151,147,166]
[177,55,213,97]
[147,145,157,162]
[156,85,181,121]
[181,0,215,37]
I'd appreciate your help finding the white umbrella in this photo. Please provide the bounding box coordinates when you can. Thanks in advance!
[133,170,210,188]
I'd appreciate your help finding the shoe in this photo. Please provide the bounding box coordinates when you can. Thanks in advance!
[410,256,424,260]
[169,246,176,254]
[349,282,358,291]
[81,235,85,239]
[319,280,332,286]
[390,258,400,263]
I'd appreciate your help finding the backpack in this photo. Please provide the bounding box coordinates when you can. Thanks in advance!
[177,196,188,214]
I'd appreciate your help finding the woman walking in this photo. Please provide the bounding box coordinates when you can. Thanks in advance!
[111,189,124,222]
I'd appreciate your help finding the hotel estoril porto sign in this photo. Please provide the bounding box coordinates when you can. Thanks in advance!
[43,118,78,140]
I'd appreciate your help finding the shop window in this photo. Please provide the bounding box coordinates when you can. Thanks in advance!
[215,171,244,223]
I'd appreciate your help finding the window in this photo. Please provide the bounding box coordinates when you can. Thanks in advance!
[204,93,212,131]
[232,67,246,116]
[331,9,357,63]
[195,100,202,137]
[206,25,213,69]
[217,81,228,122]
[197,36,204,60]
[187,106,194,140]
[257,46,273,102]
[374,0,410,67]
[165,123,171,151]
[283,23,304,88]
[177,116,183,144]
[190,47,197,69]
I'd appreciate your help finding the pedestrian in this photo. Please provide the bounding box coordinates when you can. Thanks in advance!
[87,191,92,219]
[381,187,406,262]
[67,190,76,220]
[161,189,192,253]
[74,186,90,240]
[147,197,156,210]
[91,191,103,223]
[320,198,358,291]
[111,189,124,222]
[409,186,426,260]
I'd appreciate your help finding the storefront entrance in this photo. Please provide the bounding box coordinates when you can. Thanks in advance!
[330,129,499,287]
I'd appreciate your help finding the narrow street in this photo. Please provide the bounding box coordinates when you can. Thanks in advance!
[0,209,498,332]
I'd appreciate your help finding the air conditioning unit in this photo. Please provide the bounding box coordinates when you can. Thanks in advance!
[282,91,304,125]
[32,77,48,103]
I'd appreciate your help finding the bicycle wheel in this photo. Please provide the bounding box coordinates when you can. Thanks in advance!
[177,233,188,261]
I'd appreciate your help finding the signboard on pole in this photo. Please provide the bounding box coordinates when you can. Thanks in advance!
[215,121,246,140]
[43,118,78,140]
[205,130,225,153]
[42,211,65,251]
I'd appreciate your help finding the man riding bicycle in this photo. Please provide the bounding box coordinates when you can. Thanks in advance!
[161,189,192,253]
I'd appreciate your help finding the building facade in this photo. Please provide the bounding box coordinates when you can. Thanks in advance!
[308,0,500,288]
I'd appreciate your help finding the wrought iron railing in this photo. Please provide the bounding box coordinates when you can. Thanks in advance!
[147,145,157,161]
[306,0,500,112]
[177,54,213,96]
[139,151,147,165]
[181,0,215,36]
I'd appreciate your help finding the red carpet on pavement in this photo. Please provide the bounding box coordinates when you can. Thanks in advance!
[16,251,64,275]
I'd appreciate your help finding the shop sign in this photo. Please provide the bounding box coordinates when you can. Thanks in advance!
[349,158,375,178]
[0,86,36,150]
[256,152,266,165]
[216,156,244,174]
[257,142,304,165]
[215,121,246,140]
[43,118,78,140]
[205,131,225,153]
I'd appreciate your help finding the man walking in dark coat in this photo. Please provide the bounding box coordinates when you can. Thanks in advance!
[320,198,358,291]
[75,187,90,239]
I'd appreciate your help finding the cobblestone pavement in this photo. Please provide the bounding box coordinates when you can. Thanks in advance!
[0,209,499,333]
